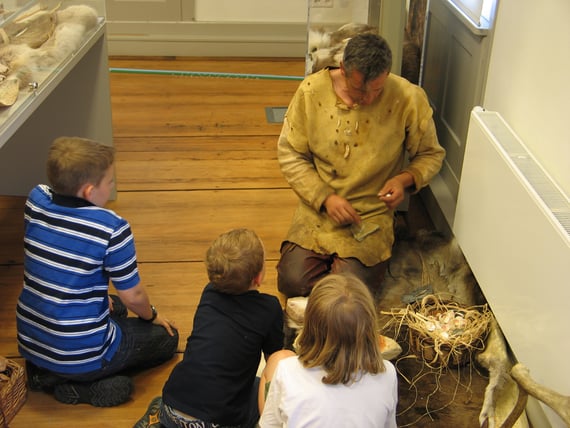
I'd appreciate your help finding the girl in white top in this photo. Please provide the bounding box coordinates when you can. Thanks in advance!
[258,274,398,428]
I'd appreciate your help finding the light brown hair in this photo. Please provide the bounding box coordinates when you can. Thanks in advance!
[46,136,115,196]
[206,228,265,294]
[296,273,385,385]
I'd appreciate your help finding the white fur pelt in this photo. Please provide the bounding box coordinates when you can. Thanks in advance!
[382,230,529,427]
[307,23,377,74]
[35,5,98,67]
[386,230,485,308]
[0,5,98,100]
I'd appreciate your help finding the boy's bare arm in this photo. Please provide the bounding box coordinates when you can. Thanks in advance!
[116,284,177,336]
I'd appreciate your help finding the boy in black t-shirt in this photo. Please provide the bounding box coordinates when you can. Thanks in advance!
[135,228,285,428]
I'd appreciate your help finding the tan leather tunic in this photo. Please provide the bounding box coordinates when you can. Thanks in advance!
[278,69,445,266]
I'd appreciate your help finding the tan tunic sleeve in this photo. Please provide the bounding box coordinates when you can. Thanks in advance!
[278,116,334,213]
[400,83,446,192]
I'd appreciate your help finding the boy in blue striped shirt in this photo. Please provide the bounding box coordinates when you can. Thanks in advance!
[17,136,178,407]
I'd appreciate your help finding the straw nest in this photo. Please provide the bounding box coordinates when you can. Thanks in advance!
[383,294,492,369]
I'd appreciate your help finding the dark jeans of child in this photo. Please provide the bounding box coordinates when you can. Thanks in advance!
[159,377,260,428]
[62,316,179,383]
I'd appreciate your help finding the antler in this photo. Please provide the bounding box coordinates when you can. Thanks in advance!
[510,363,570,426]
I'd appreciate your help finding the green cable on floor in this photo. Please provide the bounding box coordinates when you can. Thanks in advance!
[109,67,304,81]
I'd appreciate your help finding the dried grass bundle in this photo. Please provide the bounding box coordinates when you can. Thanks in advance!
[382,295,493,426]
[383,294,492,369]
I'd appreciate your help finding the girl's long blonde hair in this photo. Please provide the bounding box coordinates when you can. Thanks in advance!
[296,273,385,385]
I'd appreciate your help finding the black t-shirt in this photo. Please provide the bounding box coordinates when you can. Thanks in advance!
[162,283,284,425]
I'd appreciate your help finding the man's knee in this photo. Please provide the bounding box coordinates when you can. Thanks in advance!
[277,242,328,298]
[276,243,311,297]
[277,268,311,298]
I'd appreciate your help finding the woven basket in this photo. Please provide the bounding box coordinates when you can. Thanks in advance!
[0,359,27,427]
[407,295,490,368]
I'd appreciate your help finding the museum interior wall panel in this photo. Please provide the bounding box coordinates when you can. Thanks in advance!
[419,0,493,231]
[0,0,113,195]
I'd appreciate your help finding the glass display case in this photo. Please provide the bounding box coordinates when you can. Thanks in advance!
[306,0,381,75]
[0,0,111,195]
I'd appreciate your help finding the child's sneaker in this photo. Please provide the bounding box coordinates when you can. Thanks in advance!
[54,375,133,407]
[26,361,65,391]
[134,396,163,428]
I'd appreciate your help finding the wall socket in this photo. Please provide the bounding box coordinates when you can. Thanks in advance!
[310,0,333,8]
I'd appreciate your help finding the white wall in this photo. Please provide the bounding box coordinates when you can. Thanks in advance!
[106,0,386,57]
[195,0,370,26]
[483,0,570,196]
[195,0,306,22]
[472,2,569,425]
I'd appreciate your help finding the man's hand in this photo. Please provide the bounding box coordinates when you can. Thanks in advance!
[324,194,361,225]
[378,173,413,210]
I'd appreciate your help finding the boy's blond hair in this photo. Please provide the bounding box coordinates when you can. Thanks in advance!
[296,273,385,385]
[206,228,265,295]
[47,136,115,196]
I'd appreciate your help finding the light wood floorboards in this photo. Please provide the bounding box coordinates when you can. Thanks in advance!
[0,56,304,427]
[0,56,484,428]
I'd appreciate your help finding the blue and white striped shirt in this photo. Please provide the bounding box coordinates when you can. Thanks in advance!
[17,185,141,374]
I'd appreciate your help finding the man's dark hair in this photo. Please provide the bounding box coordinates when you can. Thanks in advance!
[342,33,393,84]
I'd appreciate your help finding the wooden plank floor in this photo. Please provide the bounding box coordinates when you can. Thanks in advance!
[0,56,304,427]
[0,56,487,427]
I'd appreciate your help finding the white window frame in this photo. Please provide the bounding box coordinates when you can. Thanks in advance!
[447,0,496,30]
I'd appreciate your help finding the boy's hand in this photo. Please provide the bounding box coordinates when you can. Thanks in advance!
[154,314,177,336]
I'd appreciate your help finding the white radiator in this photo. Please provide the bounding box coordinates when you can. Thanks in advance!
[453,107,570,427]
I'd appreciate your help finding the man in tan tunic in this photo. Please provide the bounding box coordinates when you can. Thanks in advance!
[277,33,445,298]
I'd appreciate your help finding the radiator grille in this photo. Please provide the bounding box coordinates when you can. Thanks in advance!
[454,108,570,426]
[481,111,570,240]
